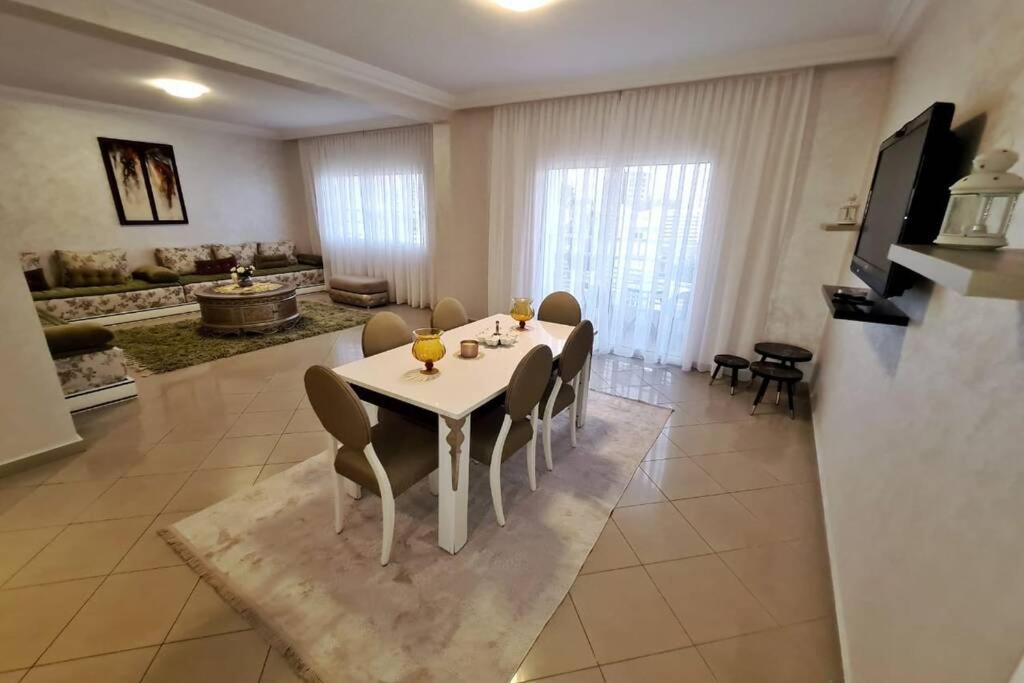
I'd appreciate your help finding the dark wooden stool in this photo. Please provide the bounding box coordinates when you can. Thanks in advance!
[753,342,812,408]
[750,361,803,418]
[710,354,750,395]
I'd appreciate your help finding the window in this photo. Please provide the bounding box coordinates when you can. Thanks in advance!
[536,161,712,363]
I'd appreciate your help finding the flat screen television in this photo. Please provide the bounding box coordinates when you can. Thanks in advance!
[851,102,956,297]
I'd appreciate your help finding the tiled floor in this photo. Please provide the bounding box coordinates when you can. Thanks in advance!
[0,299,841,682]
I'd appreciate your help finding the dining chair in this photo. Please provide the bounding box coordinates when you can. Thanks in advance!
[304,365,437,566]
[540,320,594,471]
[361,311,413,357]
[537,291,582,326]
[469,344,553,527]
[431,297,469,331]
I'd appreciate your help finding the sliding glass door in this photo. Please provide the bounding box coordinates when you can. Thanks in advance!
[535,161,711,365]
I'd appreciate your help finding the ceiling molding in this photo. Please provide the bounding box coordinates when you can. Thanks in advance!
[0,83,282,138]
[6,0,455,121]
[279,116,417,140]
[882,0,934,48]
[453,33,895,109]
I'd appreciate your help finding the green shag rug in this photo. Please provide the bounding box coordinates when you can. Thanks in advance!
[114,302,371,374]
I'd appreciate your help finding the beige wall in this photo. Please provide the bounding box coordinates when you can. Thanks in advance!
[436,108,493,319]
[812,0,1024,680]
[765,61,893,370]
[0,251,80,466]
[1,98,309,276]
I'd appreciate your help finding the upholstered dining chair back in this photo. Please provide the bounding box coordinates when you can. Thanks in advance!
[505,345,554,420]
[537,291,582,326]
[559,320,594,383]
[304,366,371,450]
[361,311,413,357]
[431,297,469,331]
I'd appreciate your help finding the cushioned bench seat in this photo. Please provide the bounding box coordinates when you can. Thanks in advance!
[178,263,321,285]
[37,310,131,398]
[34,280,186,322]
[328,274,389,308]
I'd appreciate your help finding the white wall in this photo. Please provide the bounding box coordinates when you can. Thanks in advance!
[0,98,309,275]
[765,61,892,368]
[0,250,81,466]
[812,0,1024,680]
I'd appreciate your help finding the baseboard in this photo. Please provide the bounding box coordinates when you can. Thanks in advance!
[60,284,326,327]
[0,435,86,477]
[65,378,139,413]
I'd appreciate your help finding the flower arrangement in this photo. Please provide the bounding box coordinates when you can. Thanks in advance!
[230,264,255,286]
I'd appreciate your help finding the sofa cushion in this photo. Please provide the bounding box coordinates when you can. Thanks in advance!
[24,268,50,292]
[178,263,320,286]
[55,249,130,286]
[195,256,237,275]
[43,322,115,356]
[133,265,180,284]
[20,251,42,271]
[155,245,214,275]
[31,278,176,301]
[65,267,127,288]
[329,274,388,294]
[254,253,290,269]
[296,252,323,267]
[212,242,257,267]
[258,240,297,264]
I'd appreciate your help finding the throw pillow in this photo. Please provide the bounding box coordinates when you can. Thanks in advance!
[195,256,237,275]
[296,253,323,267]
[211,242,257,268]
[254,254,290,270]
[154,245,215,275]
[55,249,130,286]
[24,268,50,292]
[20,251,42,272]
[258,240,297,264]
[65,267,126,288]
[132,265,180,284]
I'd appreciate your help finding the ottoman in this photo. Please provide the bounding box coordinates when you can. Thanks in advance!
[328,274,389,308]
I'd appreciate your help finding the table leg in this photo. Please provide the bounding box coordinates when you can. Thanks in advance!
[437,414,470,554]
[576,352,592,429]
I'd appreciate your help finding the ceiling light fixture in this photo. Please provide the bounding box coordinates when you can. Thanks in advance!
[148,78,210,99]
[493,0,554,12]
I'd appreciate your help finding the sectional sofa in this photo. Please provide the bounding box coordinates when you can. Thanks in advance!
[22,241,325,324]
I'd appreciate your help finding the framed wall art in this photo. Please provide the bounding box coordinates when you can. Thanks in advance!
[98,137,188,225]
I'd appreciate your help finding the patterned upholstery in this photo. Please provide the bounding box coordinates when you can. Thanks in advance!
[154,245,214,275]
[212,242,257,267]
[258,240,297,264]
[55,249,130,286]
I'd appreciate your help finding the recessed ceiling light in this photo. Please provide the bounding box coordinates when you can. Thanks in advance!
[148,78,210,99]
[493,0,554,12]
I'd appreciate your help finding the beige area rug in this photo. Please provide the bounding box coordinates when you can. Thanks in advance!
[161,392,670,683]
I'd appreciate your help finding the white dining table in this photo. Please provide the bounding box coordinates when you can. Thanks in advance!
[333,313,592,555]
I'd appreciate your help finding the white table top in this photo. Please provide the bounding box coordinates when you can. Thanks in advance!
[333,314,573,420]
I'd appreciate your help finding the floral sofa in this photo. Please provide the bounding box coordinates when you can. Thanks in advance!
[24,242,324,323]
[38,309,136,411]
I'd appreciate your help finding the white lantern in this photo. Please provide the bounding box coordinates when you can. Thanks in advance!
[934,148,1023,250]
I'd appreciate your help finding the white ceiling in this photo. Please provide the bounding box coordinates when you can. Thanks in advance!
[0,0,927,138]
[194,0,894,96]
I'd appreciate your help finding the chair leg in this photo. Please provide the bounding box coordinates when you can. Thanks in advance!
[527,407,538,491]
[709,364,721,386]
[428,469,439,496]
[750,377,770,415]
[569,397,578,449]
[490,456,505,527]
[333,473,345,534]
[380,488,395,566]
[542,379,560,472]
[786,381,796,419]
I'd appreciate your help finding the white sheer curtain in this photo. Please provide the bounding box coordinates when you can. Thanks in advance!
[299,125,434,307]
[489,69,813,368]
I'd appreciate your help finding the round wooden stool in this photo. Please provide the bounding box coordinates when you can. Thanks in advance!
[749,361,803,418]
[754,342,813,366]
[710,354,750,395]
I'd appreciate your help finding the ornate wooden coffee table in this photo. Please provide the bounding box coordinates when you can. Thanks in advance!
[195,282,300,335]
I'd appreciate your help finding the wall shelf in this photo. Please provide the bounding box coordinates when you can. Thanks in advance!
[822,285,909,326]
[888,245,1024,299]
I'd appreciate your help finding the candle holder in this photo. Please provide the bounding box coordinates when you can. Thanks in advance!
[510,297,534,330]
[411,328,446,375]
